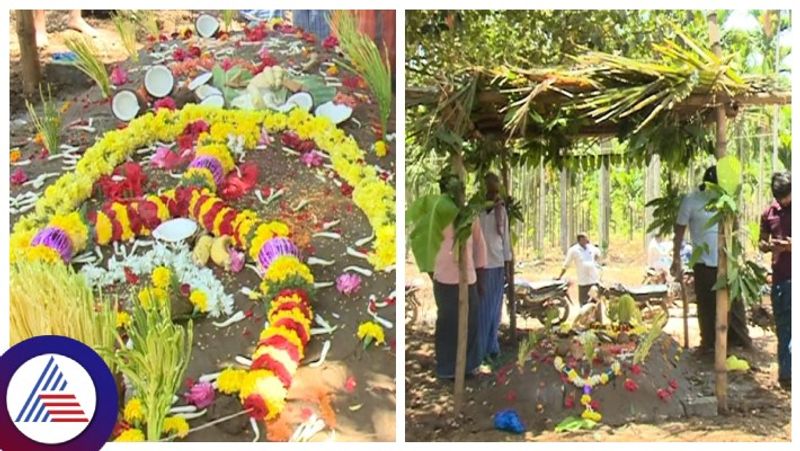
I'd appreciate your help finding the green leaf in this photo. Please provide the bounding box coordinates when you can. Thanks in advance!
[555,416,598,432]
[297,75,337,105]
[407,194,459,273]
[717,155,742,196]
[212,64,225,88]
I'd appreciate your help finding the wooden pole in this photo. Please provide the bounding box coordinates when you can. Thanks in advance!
[501,150,517,344]
[560,166,569,253]
[451,152,468,413]
[16,10,42,98]
[709,11,729,415]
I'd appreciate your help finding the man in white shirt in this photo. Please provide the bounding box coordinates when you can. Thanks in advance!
[672,165,750,353]
[557,232,601,305]
[477,172,513,360]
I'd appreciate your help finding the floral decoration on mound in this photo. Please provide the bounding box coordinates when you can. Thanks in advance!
[9,105,393,429]
[10,105,395,271]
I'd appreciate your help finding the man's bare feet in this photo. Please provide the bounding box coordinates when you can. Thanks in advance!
[67,16,98,37]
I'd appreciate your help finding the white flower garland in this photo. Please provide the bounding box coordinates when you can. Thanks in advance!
[80,241,235,318]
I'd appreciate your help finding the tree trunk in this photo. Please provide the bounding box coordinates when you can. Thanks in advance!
[772,10,781,171]
[709,12,729,415]
[645,154,661,246]
[450,152,469,413]
[16,10,42,98]
[599,154,610,252]
[560,167,569,253]
[538,160,546,259]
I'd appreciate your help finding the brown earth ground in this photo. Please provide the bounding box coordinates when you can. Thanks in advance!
[405,239,791,442]
[10,10,396,442]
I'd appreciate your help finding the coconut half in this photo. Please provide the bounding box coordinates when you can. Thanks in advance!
[111,89,143,122]
[200,94,225,108]
[188,71,213,91]
[277,92,313,113]
[231,94,255,110]
[315,101,352,125]
[153,218,198,242]
[196,14,220,39]
[144,65,175,98]
[195,84,222,100]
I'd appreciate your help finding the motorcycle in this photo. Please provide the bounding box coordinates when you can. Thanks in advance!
[405,281,422,326]
[513,279,572,325]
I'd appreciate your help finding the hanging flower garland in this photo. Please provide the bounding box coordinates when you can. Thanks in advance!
[554,356,623,422]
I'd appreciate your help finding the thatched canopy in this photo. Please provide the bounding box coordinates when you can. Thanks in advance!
[407,30,791,167]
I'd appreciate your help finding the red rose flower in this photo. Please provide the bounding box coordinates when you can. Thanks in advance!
[630,364,642,375]
[339,182,354,197]
[322,35,339,50]
[668,379,679,391]
[11,168,28,185]
[243,394,268,419]
[656,388,671,401]
[623,378,639,392]
[153,97,177,112]
[564,395,575,409]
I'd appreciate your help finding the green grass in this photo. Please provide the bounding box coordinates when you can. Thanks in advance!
[25,84,62,153]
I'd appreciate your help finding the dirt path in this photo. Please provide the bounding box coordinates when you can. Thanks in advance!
[405,243,790,442]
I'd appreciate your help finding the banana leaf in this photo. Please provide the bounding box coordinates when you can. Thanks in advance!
[407,194,460,273]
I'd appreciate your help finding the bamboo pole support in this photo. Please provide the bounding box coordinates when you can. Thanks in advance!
[709,11,729,415]
[16,10,42,98]
[451,152,468,414]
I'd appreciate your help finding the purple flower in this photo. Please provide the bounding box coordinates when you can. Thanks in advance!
[184,382,215,408]
[300,150,324,168]
[583,385,592,395]
[336,273,362,295]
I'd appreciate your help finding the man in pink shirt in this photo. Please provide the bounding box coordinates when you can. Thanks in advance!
[431,176,488,379]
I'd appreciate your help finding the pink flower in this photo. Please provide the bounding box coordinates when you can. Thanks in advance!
[184,382,215,408]
[336,273,362,295]
[258,128,273,146]
[150,146,189,170]
[110,66,129,86]
[322,35,339,50]
[344,376,357,393]
[229,248,244,273]
[220,58,234,71]
[11,168,27,185]
[153,97,176,112]
[300,150,324,168]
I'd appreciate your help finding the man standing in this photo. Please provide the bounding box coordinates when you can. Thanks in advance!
[672,166,751,354]
[557,232,601,305]
[477,173,512,361]
[759,171,791,389]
